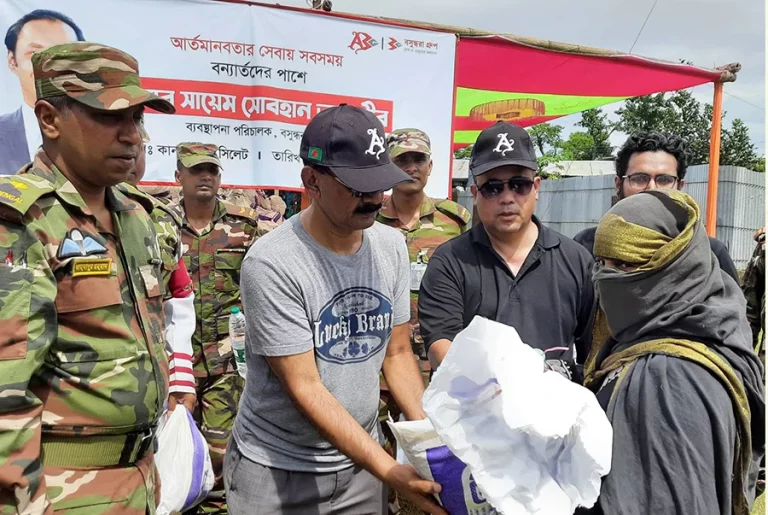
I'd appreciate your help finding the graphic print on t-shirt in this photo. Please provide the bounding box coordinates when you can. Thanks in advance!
[313,287,394,365]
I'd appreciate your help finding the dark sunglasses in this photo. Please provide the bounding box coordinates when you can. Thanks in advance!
[623,173,678,189]
[321,170,382,198]
[477,177,535,199]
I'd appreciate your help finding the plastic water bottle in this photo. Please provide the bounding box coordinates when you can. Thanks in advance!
[229,307,247,378]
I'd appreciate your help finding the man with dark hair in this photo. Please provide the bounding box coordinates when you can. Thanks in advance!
[0,41,175,514]
[1,9,85,174]
[574,132,739,282]
[419,121,595,376]
[228,105,445,514]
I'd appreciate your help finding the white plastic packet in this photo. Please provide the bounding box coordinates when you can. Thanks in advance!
[155,407,215,515]
[387,417,497,514]
[423,316,613,515]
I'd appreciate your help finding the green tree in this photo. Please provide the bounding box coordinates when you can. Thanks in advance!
[560,132,597,160]
[721,118,760,169]
[528,123,563,155]
[613,90,763,171]
[614,91,712,164]
[576,108,614,159]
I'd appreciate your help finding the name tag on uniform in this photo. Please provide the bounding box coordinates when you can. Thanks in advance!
[410,261,427,291]
[72,258,113,277]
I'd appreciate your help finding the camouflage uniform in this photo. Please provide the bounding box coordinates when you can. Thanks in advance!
[173,143,259,514]
[743,227,765,357]
[0,43,175,514]
[119,183,197,394]
[376,129,471,464]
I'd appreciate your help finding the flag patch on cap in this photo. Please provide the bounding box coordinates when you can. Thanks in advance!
[308,147,323,161]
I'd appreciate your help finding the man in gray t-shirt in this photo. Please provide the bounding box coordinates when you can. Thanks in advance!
[226,105,445,515]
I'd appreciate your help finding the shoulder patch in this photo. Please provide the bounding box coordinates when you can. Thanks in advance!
[0,175,55,219]
[224,201,257,222]
[435,198,471,226]
[116,183,183,225]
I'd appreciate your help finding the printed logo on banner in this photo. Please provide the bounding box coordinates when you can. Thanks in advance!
[349,32,378,53]
[313,287,393,365]
[348,31,440,55]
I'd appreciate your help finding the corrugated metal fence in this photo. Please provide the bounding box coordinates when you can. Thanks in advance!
[456,165,764,269]
[534,165,765,270]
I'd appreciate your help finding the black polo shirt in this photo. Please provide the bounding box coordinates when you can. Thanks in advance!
[573,226,740,284]
[418,217,595,365]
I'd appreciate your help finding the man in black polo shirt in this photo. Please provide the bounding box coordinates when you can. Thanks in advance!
[418,121,595,378]
[573,132,739,283]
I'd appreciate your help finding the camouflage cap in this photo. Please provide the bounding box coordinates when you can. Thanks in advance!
[176,142,223,169]
[387,128,431,159]
[32,42,175,114]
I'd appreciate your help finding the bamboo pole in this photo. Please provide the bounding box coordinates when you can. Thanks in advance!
[705,81,724,237]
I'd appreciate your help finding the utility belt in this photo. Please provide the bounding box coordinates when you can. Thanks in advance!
[41,425,156,468]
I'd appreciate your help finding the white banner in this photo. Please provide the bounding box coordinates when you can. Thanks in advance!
[0,0,456,196]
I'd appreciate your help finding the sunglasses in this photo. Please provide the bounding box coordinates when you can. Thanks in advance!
[327,172,383,198]
[477,177,535,199]
[623,173,678,189]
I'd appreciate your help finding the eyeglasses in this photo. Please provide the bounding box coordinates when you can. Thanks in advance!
[477,178,535,199]
[623,173,678,189]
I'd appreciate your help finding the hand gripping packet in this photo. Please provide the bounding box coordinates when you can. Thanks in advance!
[155,407,215,515]
[387,416,497,514]
[422,316,613,515]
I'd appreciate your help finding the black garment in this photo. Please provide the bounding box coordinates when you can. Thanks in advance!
[584,191,764,515]
[573,226,740,283]
[418,217,595,368]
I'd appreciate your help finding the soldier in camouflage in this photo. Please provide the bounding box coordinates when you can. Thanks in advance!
[171,143,259,514]
[0,42,175,514]
[743,227,765,360]
[376,129,470,432]
[119,139,198,412]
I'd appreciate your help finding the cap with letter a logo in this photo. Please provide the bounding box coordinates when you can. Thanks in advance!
[469,121,538,177]
[300,104,412,194]
[32,42,175,114]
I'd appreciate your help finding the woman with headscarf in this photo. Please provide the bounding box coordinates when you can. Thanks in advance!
[583,189,765,515]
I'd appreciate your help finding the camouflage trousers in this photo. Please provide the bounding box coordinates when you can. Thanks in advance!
[16,452,160,515]
[187,372,244,515]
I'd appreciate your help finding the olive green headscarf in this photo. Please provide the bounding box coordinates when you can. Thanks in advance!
[589,189,764,515]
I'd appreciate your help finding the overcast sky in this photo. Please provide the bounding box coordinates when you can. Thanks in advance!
[275,0,765,155]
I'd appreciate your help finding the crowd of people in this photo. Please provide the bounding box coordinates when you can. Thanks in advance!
[0,39,765,515]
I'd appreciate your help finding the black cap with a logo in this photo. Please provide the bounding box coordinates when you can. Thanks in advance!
[300,104,412,193]
[469,121,539,177]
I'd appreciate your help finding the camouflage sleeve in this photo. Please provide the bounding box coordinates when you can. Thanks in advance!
[246,218,261,246]
[0,217,56,515]
[742,240,764,349]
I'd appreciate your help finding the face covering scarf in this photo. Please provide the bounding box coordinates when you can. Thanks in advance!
[587,189,764,515]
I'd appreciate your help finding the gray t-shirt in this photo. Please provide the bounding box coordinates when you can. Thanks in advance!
[233,215,410,473]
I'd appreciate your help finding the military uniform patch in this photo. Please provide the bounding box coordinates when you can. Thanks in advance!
[71,257,113,277]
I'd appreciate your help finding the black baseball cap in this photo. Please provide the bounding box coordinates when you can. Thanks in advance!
[300,104,412,193]
[469,121,539,177]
